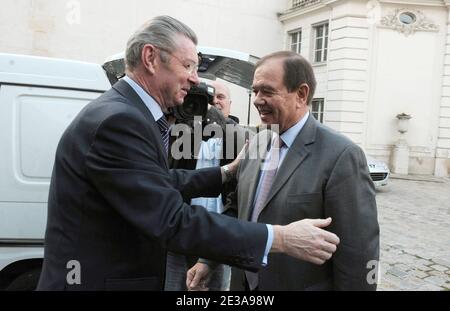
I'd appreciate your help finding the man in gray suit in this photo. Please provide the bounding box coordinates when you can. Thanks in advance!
[187,51,379,291]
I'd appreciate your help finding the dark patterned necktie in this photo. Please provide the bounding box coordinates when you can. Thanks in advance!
[156,116,169,154]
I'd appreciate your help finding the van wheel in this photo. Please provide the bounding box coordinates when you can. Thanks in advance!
[6,268,42,291]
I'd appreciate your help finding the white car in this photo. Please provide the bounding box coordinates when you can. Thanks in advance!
[367,156,390,187]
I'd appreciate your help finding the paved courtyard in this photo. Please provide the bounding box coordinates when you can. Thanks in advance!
[376,176,450,291]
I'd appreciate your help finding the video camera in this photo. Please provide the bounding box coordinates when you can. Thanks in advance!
[169,82,215,127]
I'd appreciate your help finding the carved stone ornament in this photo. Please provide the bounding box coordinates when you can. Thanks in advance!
[380,9,439,36]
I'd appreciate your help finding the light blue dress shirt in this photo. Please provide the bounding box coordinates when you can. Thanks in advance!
[191,138,224,213]
[123,76,164,121]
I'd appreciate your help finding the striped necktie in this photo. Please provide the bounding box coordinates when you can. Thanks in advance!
[245,134,284,291]
[156,116,169,155]
[250,134,284,222]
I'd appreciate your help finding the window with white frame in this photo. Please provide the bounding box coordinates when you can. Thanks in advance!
[311,98,324,123]
[313,23,329,63]
[289,29,302,54]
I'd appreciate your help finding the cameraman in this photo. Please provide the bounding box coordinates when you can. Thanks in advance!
[165,81,252,291]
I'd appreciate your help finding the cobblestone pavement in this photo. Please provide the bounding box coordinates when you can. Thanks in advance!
[376,176,450,291]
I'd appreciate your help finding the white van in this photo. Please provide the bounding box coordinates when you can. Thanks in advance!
[0,49,257,290]
[0,53,110,290]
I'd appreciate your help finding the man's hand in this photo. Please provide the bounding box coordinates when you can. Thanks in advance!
[221,140,248,182]
[186,262,211,291]
[271,217,340,265]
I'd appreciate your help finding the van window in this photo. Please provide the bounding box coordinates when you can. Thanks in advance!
[19,93,95,178]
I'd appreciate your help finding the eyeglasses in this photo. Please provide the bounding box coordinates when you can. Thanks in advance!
[157,47,200,75]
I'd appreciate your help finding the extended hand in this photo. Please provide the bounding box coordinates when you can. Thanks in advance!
[186,262,211,291]
[272,217,340,265]
[228,140,249,176]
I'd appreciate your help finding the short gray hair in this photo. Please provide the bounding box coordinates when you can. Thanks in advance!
[125,15,198,70]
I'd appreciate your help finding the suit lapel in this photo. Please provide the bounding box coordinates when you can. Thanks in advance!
[261,115,318,212]
[112,79,169,168]
[239,130,271,220]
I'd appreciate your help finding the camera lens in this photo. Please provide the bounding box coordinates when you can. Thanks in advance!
[173,83,211,123]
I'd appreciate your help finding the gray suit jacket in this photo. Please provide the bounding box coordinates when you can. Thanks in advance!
[227,114,379,290]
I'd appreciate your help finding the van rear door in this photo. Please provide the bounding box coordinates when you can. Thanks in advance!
[0,85,104,241]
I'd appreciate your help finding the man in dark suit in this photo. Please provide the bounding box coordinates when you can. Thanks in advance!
[37,17,340,291]
[187,51,379,291]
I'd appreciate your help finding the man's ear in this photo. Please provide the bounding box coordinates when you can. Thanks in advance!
[141,44,158,75]
[297,83,310,106]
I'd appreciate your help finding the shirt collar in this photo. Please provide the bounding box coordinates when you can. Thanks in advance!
[122,76,164,121]
[280,111,309,148]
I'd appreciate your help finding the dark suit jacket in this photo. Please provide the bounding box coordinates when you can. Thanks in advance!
[37,79,267,291]
[228,115,380,291]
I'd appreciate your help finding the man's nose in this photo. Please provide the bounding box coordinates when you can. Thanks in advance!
[253,92,262,104]
[189,71,200,86]
[253,97,264,107]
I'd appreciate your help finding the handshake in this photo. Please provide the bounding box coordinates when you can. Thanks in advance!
[187,217,340,291]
